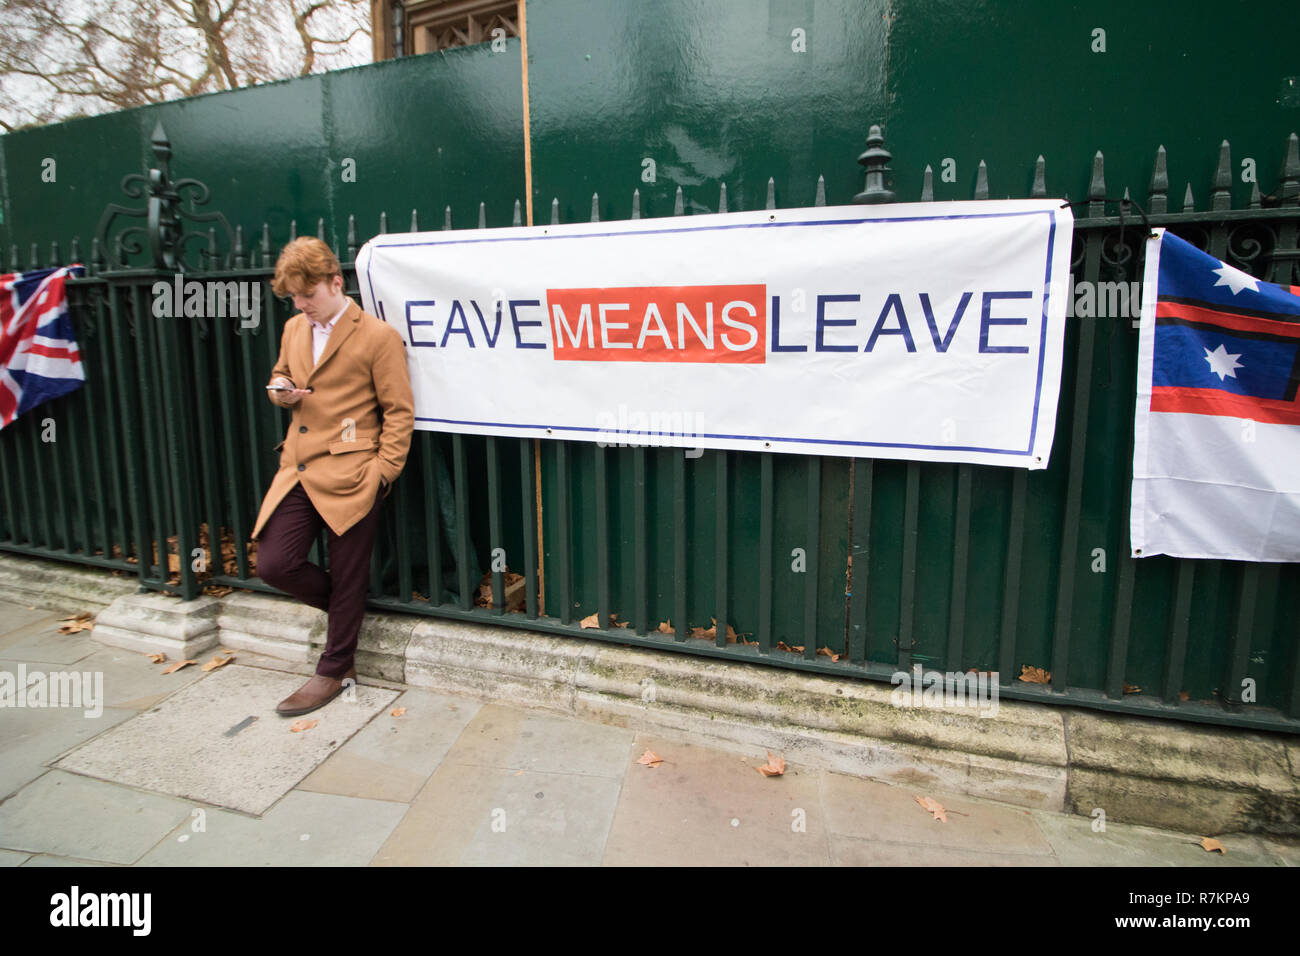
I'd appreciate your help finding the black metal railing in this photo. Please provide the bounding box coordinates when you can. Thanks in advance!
[2,123,1298,733]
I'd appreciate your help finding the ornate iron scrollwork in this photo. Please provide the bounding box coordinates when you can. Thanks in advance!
[94,121,234,271]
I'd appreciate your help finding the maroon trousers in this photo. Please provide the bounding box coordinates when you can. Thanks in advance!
[255,481,384,679]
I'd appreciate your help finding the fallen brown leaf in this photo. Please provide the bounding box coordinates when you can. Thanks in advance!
[390,706,406,717]
[1123,682,1141,694]
[816,646,841,662]
[58,612,94,634]
[147,652,167,664]
[1018,664,1051,684]
[201,654,234,672]
[757,751,786,777]
[636,749,664,768]
[1179,690,1190,702]
[1200,837,1226,854]
[579,612,600,629]
[290,718,318,733]
[776,641,805,653]
[656,620,674,635]
[161,659,198,675]
[915,795,948,822]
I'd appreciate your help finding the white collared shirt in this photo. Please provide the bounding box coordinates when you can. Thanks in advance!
[311,303,348,366]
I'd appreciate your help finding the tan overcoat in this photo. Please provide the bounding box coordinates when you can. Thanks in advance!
[251,298,414,540]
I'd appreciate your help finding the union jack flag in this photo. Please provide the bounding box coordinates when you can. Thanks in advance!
[0,265,86,430]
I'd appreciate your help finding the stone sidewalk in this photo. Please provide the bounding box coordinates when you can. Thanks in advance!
[0,598,1297,866]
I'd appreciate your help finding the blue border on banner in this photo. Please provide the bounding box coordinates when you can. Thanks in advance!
[363,209,1059,460]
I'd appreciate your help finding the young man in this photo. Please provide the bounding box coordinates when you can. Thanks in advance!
[251,237,414,717]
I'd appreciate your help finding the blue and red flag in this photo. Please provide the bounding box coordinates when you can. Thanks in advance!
[0,265,86,430]
[1131,230,1300,561]
[1149,233,1300,425]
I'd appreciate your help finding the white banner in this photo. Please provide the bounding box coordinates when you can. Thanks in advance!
[357,199,1073,468]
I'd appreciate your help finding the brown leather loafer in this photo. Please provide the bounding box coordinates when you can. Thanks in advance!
[275,666,357,717]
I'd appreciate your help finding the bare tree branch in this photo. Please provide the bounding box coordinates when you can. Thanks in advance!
[0,0,372,129]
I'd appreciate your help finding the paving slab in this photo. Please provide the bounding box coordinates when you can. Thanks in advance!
[446,703,635,776]
[820,770,1057,857]
[20,854,122,867]
[1030,810,1285,867]
[297,688,482,803]
[1263,839,1300,866]
[0,606,66,639]
[371,704,634,865]
[0,770,193,864]
[373,763,623,865]
[138,790,409,866]
[0,849,30,866]
[68,644,209,709]
[0,616,98,665]
[0,655,139,801]
[602,734,831,866]
[52,663,400,815]
[829,836,1061,866]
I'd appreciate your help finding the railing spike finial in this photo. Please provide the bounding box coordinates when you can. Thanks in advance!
[1148,145,1168,214]
[674,185,684,217]
[973,160,989,200]
[347,214,358,261]
[289,219,298,241]
[69,236,81,264]
[90,237,103,276]
[814,174,826,207]
[478,201,487,229]
[1278,132,1299,206]
[1183,182,1195,212]
[511,200,521,227]
[260,223,271,263]
[1212,140,1233,211]
[765,177,776,210]
[411,208,420,232]
[1031,156,1047,198]
[49,240,61,266]
[853,124,896,204]
[94,120,232,271]
[207,226,218,270]
[921,164,934,202]
[590,192,600,223]
[150,120,172,170]
[378,211,388,235]
[316,217,326,241]
[550,197,560,225]
[718,182,728,213]
[29,243,40,269]
[233,224,246,269]
[1249,182,1262,209]
[631,188,641,220]
[1087,151,1107,217]
[444,205,452,230]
